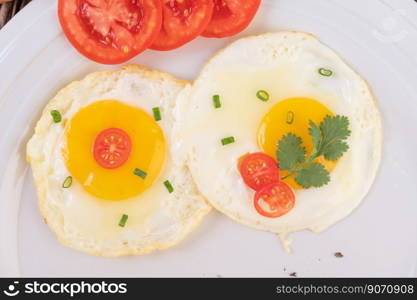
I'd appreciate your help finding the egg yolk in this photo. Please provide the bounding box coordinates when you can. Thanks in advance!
[257,97,336,189]
[64,100,166,200]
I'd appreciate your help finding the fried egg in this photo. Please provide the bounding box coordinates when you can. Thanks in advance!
[27,65,210,257]
[174,32,382,241]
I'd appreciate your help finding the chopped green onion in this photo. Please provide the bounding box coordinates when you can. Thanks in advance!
[50,110,62,123]
[133,168,147,179]
[221,136,235,146]
[286,111,295,124]
[212,95,222,108]
[163,180,174,193]
[256,90,270,102]
[118,214,128,227]
[152,107,162,121]
[62,176,72,188]
[318,68,333,77]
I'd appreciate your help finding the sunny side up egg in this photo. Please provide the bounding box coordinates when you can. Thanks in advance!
[27,65,210,257]
[174,32,382,244]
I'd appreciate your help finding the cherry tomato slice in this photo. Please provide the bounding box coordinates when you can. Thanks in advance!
[202,0,261,38]
[239,152,279,191]
[254,182,295,218]
[151,0,214,51]
[58,0,162,64]
[93,128,132,169]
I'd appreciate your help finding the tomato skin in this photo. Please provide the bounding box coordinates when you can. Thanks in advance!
[239,152,279,191]
[93,128,132,169]
[202,0,261,38]
[254,182,295,218]
[151,0,214,51]
[58,0,163,64]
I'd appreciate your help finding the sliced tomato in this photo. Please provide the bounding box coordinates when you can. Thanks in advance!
[93,128,132,169]
[202,0,261,38]
[239,152,279,191]
[254,182,295,218]
[58,0,162,64]
[151,0,214,51]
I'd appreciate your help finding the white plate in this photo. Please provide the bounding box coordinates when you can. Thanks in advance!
[1,0,417,277]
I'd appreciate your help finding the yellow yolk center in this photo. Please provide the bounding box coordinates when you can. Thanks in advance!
[64,100,166,200]
[257,97,336,189]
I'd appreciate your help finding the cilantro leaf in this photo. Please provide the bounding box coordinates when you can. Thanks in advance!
[317,115,351,160]
[276,133,306,171]
[308,120,321,152]
[322,140,349,161]
[320,115,351,145]
[295,162,330,188]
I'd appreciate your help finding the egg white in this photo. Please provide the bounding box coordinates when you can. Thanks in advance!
[174,32,382,237]
[27,65,211,257]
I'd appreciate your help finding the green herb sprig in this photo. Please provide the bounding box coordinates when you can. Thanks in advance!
[276,115,351,188]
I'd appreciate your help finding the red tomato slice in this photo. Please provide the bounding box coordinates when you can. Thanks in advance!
[239,152,279,191]
[58,0,162,64]
[254,182,295,218]
[202,0,261,38]
[151,0,214,51]
[93,128,132,169]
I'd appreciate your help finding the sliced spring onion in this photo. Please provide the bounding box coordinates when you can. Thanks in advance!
[221,136,235,146]
[62,176,72,188]
[318,68,333,77]
[133,168,147,179]
[118,214,128,227]
[163,180,174,193]
[212,95,221,108]
[256,90,270,102]
[50,110,62,123]
[152,107,162,121]
[286,111,295,124]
